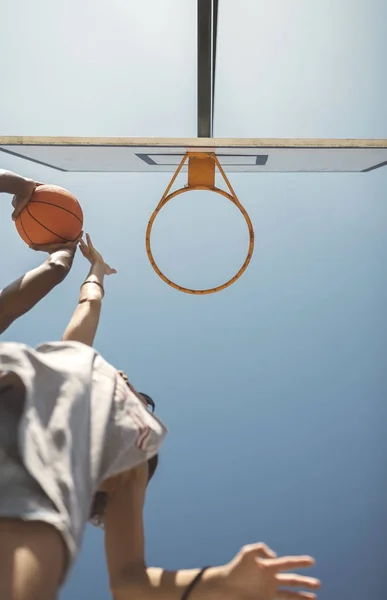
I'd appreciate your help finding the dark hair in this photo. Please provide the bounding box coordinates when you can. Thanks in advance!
[89,455,159,527]
[88,373,159,527]
[139,392,155,413]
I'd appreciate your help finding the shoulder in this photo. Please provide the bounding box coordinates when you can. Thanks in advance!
[36,340,98,354]
[101,462,149,494]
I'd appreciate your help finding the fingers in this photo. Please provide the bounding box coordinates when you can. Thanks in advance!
[86,232,94,250]
[241,545,319,598]
[275,591,318,599]
[30,244,75,252]
[29,235,83,252]
[11,182,41,220]
[11,196,29,221]
[80,233,113,273]
[276,574,321,589]
[64,233,83,248]
[261,556,315,572]
[78,234,89,254]
[29,242,48,251]
[242,542,277,559]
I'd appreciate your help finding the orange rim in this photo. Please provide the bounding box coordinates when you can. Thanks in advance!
[145,153,255,294]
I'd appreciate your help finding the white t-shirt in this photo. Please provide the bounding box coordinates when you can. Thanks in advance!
[0,340,167,560]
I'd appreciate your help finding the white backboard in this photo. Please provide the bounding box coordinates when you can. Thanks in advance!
[1,137,386,173]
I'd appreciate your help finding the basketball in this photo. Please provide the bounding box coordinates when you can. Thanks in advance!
[15,185,83,246]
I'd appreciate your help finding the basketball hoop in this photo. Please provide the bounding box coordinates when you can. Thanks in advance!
[145,152,255,294]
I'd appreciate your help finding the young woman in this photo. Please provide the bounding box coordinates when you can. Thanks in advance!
[0,226,321,600]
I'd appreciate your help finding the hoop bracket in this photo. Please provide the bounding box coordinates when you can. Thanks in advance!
[187,153,216,188]
[145,152,255,295]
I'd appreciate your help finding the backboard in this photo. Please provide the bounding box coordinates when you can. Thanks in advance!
[0,137,386,173]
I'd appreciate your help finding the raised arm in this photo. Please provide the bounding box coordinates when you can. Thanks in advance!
[103,464,321,600]
[62,234,116,346]
[0,244,77,334]
[0,169,81,333]
[103,464,223,600]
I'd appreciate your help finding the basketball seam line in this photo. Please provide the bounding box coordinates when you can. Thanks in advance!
[25,205,80,242]
[19,212,33,245]
[29,200,83,224]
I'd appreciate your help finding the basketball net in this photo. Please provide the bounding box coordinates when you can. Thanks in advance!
[145,152,255,294]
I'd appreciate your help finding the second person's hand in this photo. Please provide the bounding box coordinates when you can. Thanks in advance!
[79,233,117,276]
[217,543,321,600]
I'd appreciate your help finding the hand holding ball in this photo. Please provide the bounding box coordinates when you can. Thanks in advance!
[15,185,83,246]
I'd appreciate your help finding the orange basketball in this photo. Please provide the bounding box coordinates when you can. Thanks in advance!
[15,185,83,246]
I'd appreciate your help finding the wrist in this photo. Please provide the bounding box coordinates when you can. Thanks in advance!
[89,261,106,279]
[80,281,104,301]
[47,248,75,276]
[48,247,76,268]
[192,566,229,600]
[19,177,35,196]
[80,263,105,301]
[0,170,35,196]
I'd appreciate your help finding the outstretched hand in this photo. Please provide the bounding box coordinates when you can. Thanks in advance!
[79,233,117,275]
[219,543,321,600]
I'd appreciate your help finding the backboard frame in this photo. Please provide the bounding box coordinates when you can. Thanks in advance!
[1,137,386,173]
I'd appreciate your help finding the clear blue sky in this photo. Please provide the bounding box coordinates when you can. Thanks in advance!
[1,1,386,599]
